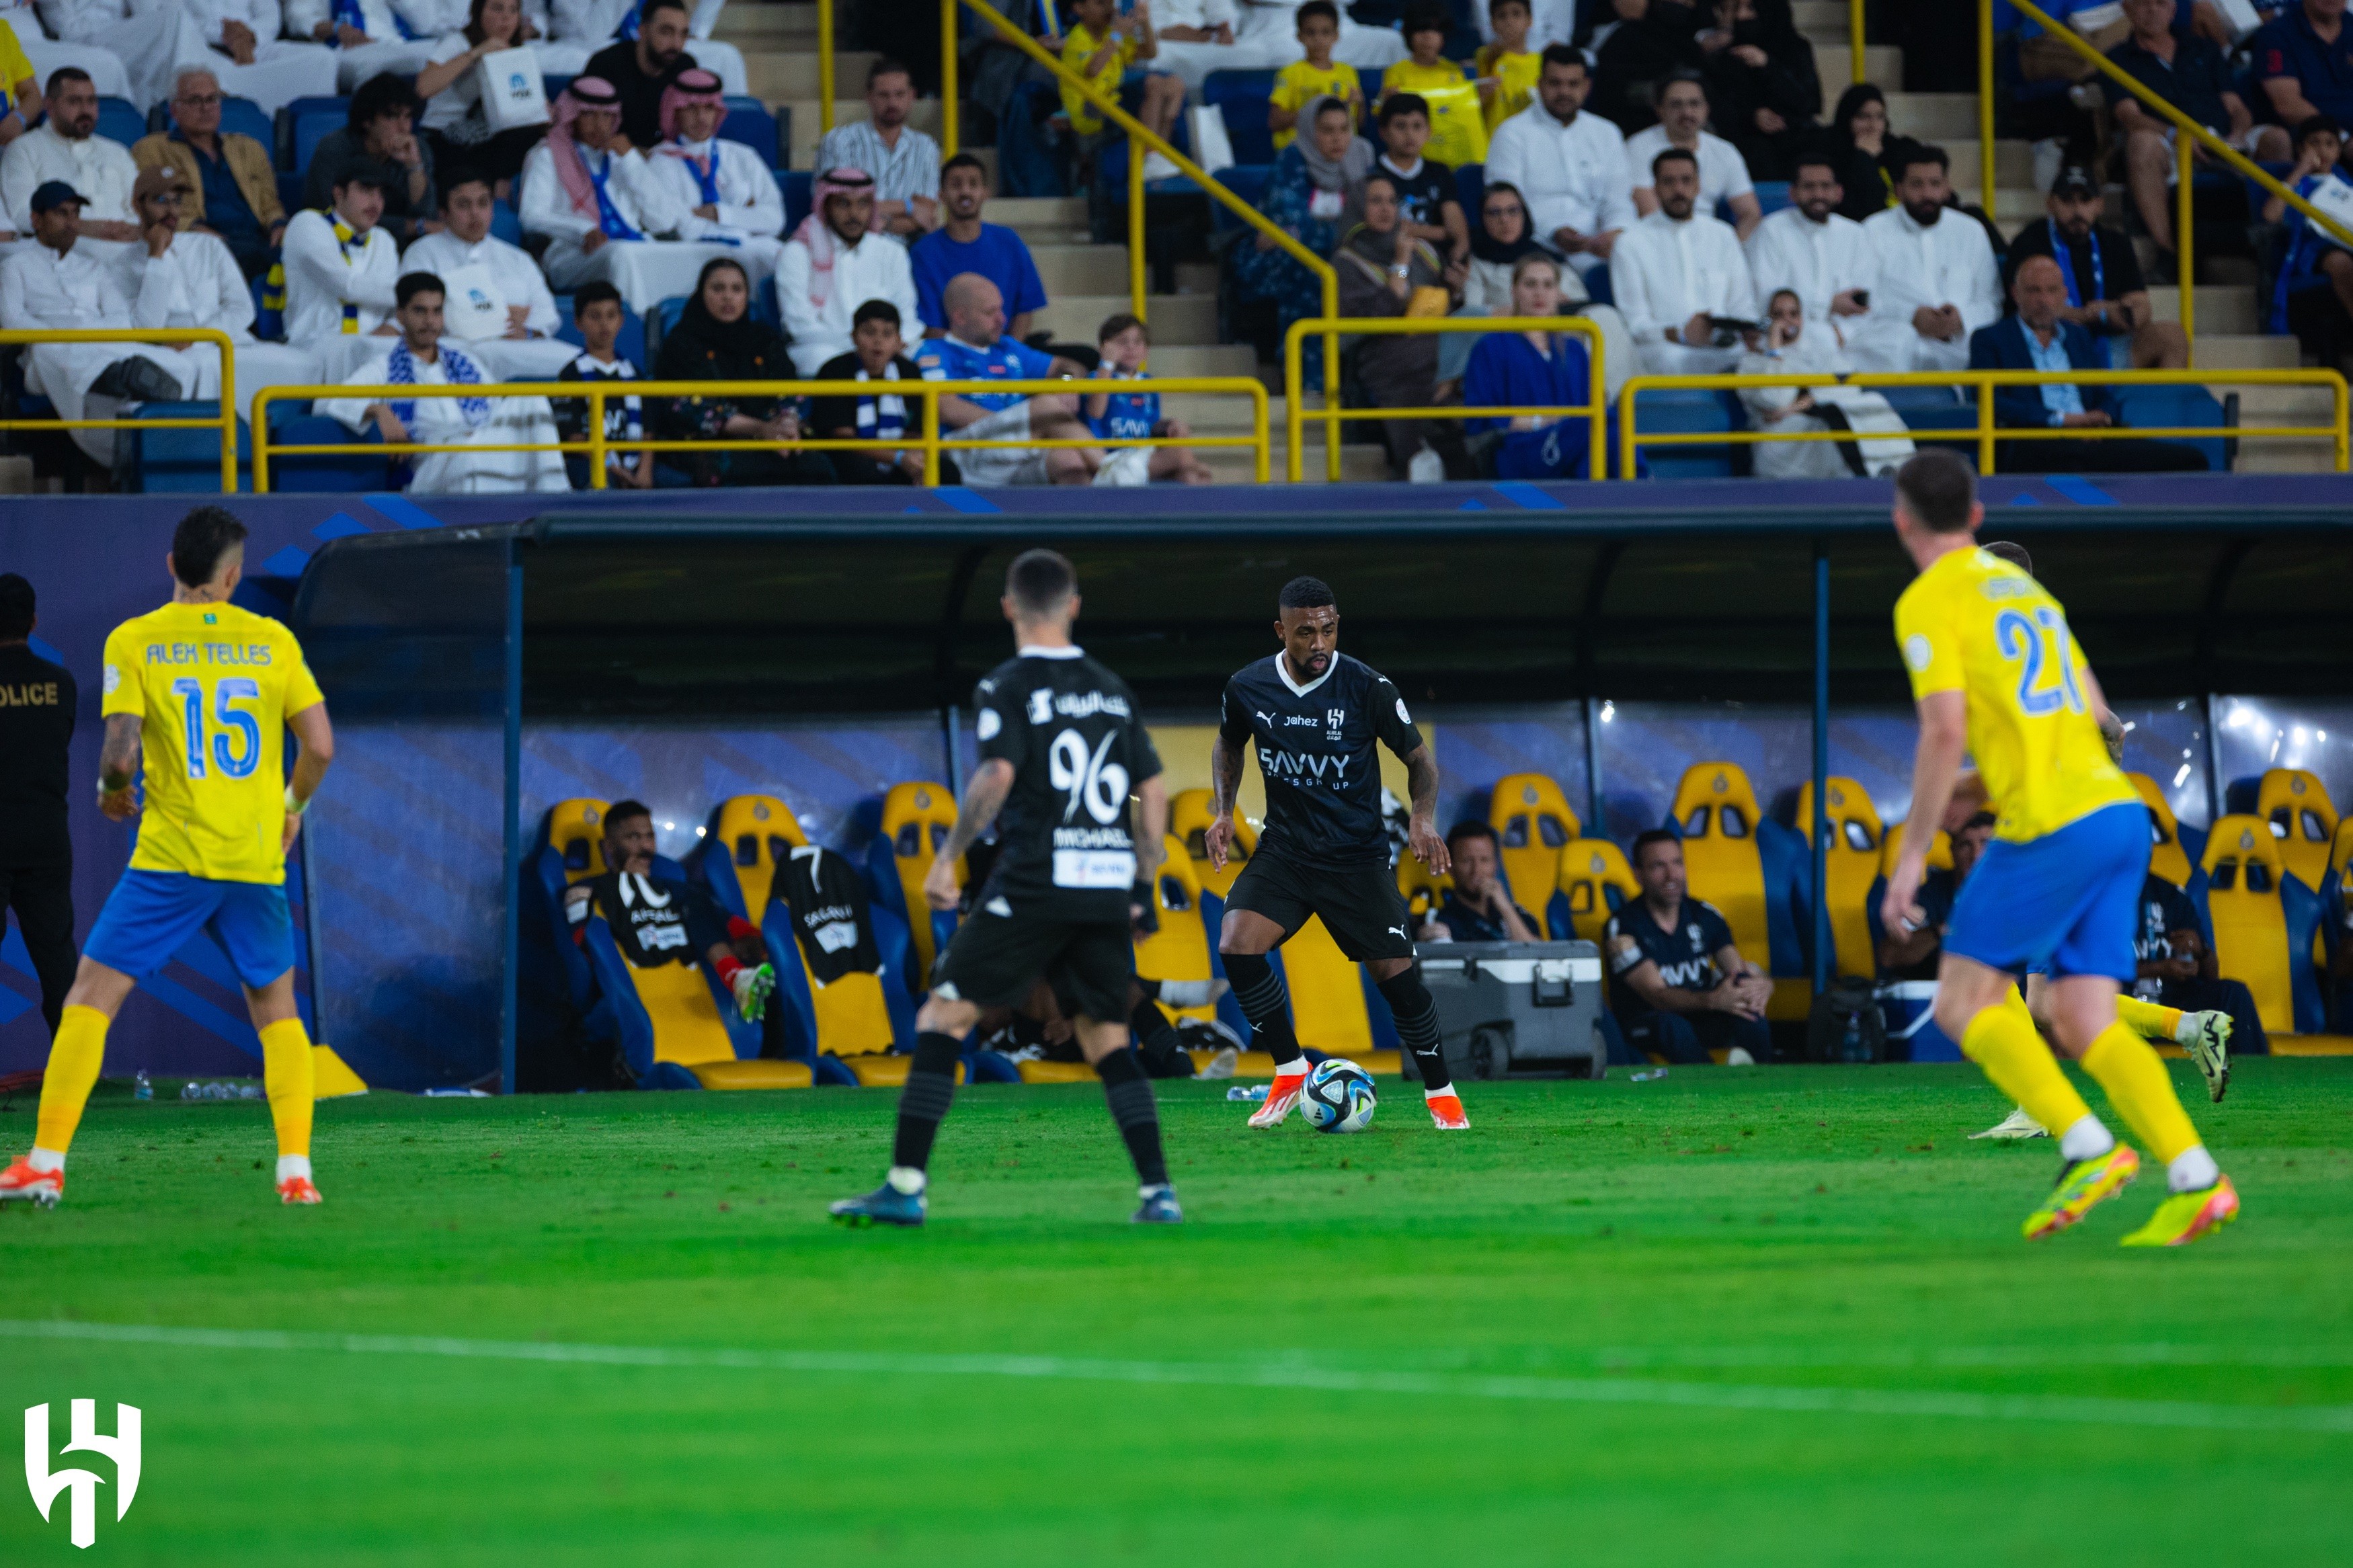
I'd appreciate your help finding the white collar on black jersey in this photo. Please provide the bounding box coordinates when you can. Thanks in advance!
[1271,651,1335,698]
[1018,644,1084,659]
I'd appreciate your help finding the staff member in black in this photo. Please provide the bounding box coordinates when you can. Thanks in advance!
[0,575,79,1034]
[1205,575,1468,1130]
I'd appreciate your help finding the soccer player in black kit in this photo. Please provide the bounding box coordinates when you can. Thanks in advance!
[1206,576,1469,1130]
[830,550,1181,1226]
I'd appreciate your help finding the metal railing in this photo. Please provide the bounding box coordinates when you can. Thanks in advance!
[1988,0,2353,368]
[1281,315,1607,483]
[0,328,239,491]
[1849,0,1868,85]
[1615,368,2350,476]
[248,376,1271,491]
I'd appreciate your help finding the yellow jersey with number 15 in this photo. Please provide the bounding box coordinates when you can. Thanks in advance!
[101,600,325,884]
[1892,545,2135,845]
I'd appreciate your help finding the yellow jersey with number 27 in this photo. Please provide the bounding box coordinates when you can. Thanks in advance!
[1892,544,2135,845]
[102,600,325,884]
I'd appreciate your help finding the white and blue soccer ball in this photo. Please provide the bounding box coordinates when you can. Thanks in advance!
[1300,1059,1378,1134]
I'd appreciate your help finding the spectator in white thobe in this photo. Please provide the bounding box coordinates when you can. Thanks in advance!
[114,162,320,423]
[319,268,569,491]
[1735,288,1912,479]
[776,165,919,376]
[1844,149,1999,376]
[1,0,132,99]
[1483,48,1634,290]
[813,60,942,240]
[401,169,573,377]
[0,68,138,256]
[281,169,403,378]
[0,180,195,464]
[1232,0,1403,70]
[284,0,442,89]
[647,67,785,271]
[1743,153,1875,349]
[1148,0,1279,87]
[545,0,743,89]
[38,0,333,114]
[1608,148,1756,376]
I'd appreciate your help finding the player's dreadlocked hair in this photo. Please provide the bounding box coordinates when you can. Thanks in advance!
[1006,549,1077,618]
[171,506,249,589]
[1277,575,1334,611]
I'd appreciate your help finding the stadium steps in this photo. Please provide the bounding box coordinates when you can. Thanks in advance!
[746,50,880,101]
[2146,285,2263,337]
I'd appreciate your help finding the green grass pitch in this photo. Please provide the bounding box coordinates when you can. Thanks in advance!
[3,1059,2350,1566]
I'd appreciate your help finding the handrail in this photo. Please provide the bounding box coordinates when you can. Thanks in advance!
[249,376,1271,491]
[1281,316,1607,483]
[0,328,239,492]
[1615,367,2350,477]
[1849,0,1867,86]
[817,0,834,137]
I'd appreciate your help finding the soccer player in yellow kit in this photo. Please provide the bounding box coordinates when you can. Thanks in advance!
[0,507,335,1209]
[1879,454,2237,1247]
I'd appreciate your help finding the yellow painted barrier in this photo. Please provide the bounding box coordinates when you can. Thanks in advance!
[249,376,1269,491]
[817,0,834,137]
[1850,0,1868,86]
[1281,315,1606,483]
[0,328,239,492]
[1615,368,2349,477]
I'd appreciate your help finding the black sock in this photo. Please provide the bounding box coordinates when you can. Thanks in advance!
[1221,950,1303,1068]
[1129,994,1195,1077]
[890,1030,966,1172]
[1094,1045,1170,1187]
[1377,967,1451,1092]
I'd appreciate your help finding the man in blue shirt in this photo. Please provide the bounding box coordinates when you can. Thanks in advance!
[1968,255,2206,471]
[2108,0,2283,257]
[909,153,1050,339]
[2257,0,2353,155]
[912,272,1101,484]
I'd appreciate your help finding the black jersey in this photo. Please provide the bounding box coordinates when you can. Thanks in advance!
[0,643,76,868]
[1604,896,1737,1019]
[569,868,728,968]
[1220,651,1423,867]
[973,646,1164,921]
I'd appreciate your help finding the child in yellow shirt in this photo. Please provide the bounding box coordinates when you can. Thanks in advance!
[1474,0,1541,130]
[1062,0,1186,171]
[1379,4,1467,103]
[1269,0,1361,152]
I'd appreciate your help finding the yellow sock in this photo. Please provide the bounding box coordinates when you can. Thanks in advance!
[1999,984,2039,1035]
[1960,1001,2093,1138]
[2079,1021,2200,1165]
[259,1018,316,1160]
[33,1005,111,1158]
[2116,994,2184,1044]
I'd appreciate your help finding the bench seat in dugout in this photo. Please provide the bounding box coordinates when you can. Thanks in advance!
[577,858,772,1091]
[2198,813,2332,1036]
[864,780,961,1004]
[1668,762,1812,1021]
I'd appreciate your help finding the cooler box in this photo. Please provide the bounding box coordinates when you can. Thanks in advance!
[1413,941,1607,1080]
[1879,979,1960,1062]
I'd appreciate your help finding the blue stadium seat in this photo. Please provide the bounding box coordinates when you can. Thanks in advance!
[116,402,251,493]
[491,197,522,246]
[1207,163,1271,237]
[1627,386,1735,478]
[863,780,960,1001]
[555,298,647,372]
[157,94,272,148]
[782,169,811,230]
[276,170,305,214]
[1751,180,1790,216]
[95,96,145,149]
[579,868,767,1090]
[1203,69,1277,167]
[719,95,779,167]
[1455,161,1483,222]
[542,73,575,106]
[280,95,350,172]
[2112,383,2227,472]
[1094,104,1195,194]
[267,411,391,491]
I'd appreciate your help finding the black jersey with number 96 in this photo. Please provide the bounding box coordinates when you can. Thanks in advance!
[971,647,1164,922]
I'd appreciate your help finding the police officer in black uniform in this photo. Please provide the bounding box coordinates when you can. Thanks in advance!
[1205,575,1472,1129]
[831,549,1180,1227]
[0,575,79,1034]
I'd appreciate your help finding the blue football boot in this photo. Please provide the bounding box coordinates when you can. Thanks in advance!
[1131,1184,1184,1225]
[829,1182,926,1227]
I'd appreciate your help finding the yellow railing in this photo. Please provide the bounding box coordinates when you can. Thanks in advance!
[1987,0,2353,368]
[1849,0,1868,85]
[1,328,239,491]
[818,0,834,136]
[1615,368,2350,476]
[1281,316,1606,483]
[248,376,1271,491]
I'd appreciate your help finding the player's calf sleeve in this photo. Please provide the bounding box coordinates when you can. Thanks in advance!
[1959,1003,2095,1145]
[2079,1022,2201,1167]
[1094,1045,1170,1187]
[257,1017,316,1161]
[32,1005,110,1162]
[1220,950,1303,1068]
[1129,994,1191,1077]
[890,1031,967,1173]
[2114,994,2186,1044]
[1375,968,1451,1094]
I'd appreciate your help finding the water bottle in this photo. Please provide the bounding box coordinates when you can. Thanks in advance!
[134,1071,152,1102]
[1226,1084,1269,1102]
[181,1080,200,1101]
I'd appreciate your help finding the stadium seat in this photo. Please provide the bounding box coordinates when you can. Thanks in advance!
[2127,771,2203,889]
[1488,772,1579,917]
[866,780,961,999]
[1552,836,1638,944]
[783,170,812,231]
[1751,180,1791,216]
[1794,777,1884,979]
[95,95,145,149]
[2198,813,2331,1035]
[1453,161,1483,223]
[491,198,523,247]
[1878,819,1953,878]
[2256,768,2338,891]
[523,798,616,1027]
[116,403,250,493]
[2111,384,2226,472]
[1170,786,1253,899]
[578,870,766,1090]
[719,95,780,166]
[1279,915,1373,1057]
[1628,387,1734,479]
[1201,68,1277,166]
[1135,832,1218,1026]
[281,95,350,172]
[1670,761,1810,1016]
[543,73,575,105]
[267,412,391,491]
[1395,847,1448,920]
[276,170,304,215]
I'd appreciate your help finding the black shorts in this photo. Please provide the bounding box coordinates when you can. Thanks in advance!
[1224,849,1416,962]
[931,903,1133,1023]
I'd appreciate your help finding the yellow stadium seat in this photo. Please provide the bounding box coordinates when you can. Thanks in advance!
[709,794,807,913]
[1395,850,1450,919]
[1555,837,1639,944]
[1795,777,1884,980]
[2126,772,2194,889]
[621,946,744,1073]
[545,798,611,883]
[878,780,963,986]
[2200,814,2297,1035]
[1878,820,1953,878]
[1490,772,1581,914]
[688,1059,815,1090]
[1669,764,1768,971]
[1135,833,1218,1024]
[849,1056,967,1087]
[1172,786,1255,899]
[2258,769,2339,891]
[1015,1059,1096,1084]
[2334,815,2353,893]
[1282,915,1374,1056]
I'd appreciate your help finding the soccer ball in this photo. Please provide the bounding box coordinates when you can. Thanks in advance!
[1300,1059,1378,1134]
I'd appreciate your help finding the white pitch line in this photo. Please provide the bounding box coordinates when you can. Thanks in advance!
[3,1320,2348,1436]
